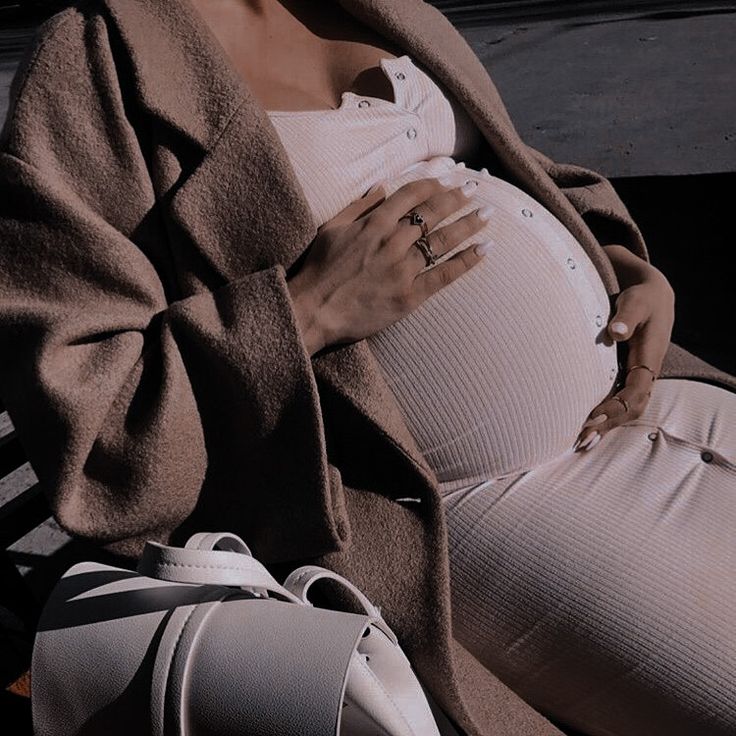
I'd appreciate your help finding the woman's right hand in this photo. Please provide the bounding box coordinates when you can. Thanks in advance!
[286,176,492,355]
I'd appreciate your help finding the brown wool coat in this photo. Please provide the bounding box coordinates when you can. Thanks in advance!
[1,0,734,733]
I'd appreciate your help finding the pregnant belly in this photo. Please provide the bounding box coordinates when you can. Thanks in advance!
[365,157,619,491]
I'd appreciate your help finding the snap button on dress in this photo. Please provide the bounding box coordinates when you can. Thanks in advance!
[395,71,406,80]
[648,431,658,441]
[521,208,533,218]
[701,451,714,463]
[407,128,418,139]
[567,257,576,270]
[595,315,604,327]
[358,99,371,108]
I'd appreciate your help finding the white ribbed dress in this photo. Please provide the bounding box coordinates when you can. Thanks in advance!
[269,54,619,493]
[266,53,736,736]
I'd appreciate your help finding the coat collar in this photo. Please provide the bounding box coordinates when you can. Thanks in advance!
[101,0,620,485]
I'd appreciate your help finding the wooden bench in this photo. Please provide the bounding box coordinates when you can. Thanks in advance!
[0,401,48,729]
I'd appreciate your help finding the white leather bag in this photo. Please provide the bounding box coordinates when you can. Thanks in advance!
[31,531,441,736]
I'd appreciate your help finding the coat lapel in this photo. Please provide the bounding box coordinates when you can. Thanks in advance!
[101,0,618,482]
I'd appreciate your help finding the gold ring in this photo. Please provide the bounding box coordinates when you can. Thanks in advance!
[611,395,630,413]
[413,235,438,267]
[400,210,430,239]
[627,364,658,381]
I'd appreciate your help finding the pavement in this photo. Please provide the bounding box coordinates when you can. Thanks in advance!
[460,5,736,176]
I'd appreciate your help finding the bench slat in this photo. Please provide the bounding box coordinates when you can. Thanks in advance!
[0,410,15,444]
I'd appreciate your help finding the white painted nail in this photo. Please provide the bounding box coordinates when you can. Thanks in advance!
[475,239,494,256]
[577,430,599,450]
[583,413,608,428]
[476,205,494,221]
[611,321,628,335]
[583,432,602,451]
[461,180,479,196]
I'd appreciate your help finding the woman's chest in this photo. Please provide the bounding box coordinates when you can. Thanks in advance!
[191,0,406,112]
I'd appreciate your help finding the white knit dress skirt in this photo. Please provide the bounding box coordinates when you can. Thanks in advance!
[265,53,736,736]
[441,378,736,736]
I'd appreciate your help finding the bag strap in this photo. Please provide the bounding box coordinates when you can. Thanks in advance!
[283,565,398,646]
[137,533,399,645]
[136,536,300,603]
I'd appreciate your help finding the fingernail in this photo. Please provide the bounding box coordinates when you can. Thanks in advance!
[611,321,628,335]
[365,182,385,196]
[583,433,602,451]
[583,413,608,428]
[476,205,494,221]
[577,430,599,450]
[475,239,494,256]
[461,180,479,196]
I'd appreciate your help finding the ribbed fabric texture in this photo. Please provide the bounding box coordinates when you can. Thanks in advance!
[441,377,736,736]
[267,54,619,490]
[267,52,736,736]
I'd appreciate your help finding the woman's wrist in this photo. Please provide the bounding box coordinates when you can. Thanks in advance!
[603,244,658,290]
[603,244,675,304]
[286,272,329,356]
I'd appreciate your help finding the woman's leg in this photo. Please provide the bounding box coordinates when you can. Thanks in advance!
[441,378,736,736]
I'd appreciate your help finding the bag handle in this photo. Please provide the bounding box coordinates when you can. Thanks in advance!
[137,533,399,645]
[283,565,398,646]
[136,535,300,603]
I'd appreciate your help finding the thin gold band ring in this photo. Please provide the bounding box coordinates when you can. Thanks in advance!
[627,364,658,381]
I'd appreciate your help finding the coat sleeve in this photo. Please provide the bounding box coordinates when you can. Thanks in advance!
[0,13,350,563]
[523,144,650,262]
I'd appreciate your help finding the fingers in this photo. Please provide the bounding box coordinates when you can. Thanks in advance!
[413,238,487,298]
[607,285,650,342]
[408,203,493,268]
[573,358,657,452]
[370,177,478,246]
[333,182,388,226]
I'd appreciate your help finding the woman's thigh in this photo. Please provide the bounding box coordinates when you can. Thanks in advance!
[441,378,736,736]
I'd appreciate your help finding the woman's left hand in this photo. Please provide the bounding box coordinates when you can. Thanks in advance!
[573,246,676,452]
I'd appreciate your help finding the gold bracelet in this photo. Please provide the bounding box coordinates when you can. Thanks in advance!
[627,364,658,381]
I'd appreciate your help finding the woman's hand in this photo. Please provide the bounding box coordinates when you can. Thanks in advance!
[286,177,493,356]
[573,246,676,452]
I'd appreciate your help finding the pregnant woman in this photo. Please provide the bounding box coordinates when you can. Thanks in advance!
[1,1,734,735]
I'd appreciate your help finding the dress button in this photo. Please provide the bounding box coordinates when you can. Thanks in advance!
[521,208,533,218]
[357,99,371,108]
[701,451,714,463]
[567,257,576,270]
[406,128,418,139]
[647,431,658,441]
[610,367,617,379]
[595,315,604,327]
[395,71,406,80]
